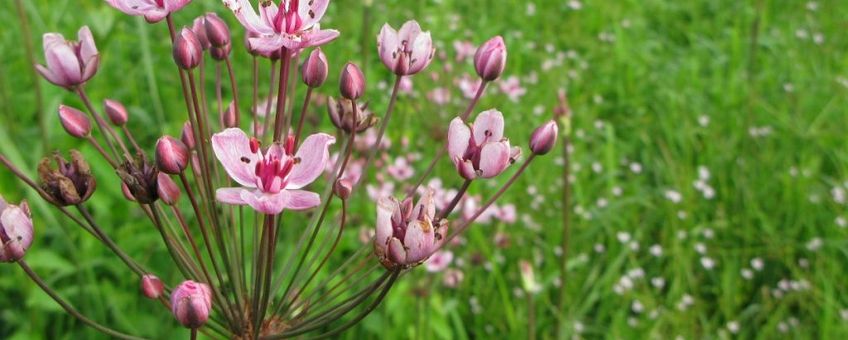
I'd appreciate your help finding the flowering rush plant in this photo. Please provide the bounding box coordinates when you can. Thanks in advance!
[0,0,560,338]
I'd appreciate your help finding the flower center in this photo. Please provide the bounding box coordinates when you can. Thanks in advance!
[250,138,297,193]
[274,0,303,34]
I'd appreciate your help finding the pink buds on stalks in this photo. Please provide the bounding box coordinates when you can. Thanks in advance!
[340,63,365,100]
[104,99,129,126]
[173,28,203,70]
[38,151,96,206]
[35,26,99,90]
[0,196,33,263]
[333,178,353,200]
[302,48,328,88]
[157,173,181,205]
[221,102,238,128]
[181,121,196,149]
[447,110,518,180]
[192,16,211,50]
[529,120,558,155]
[171,280,212,329]
[156,136,190,174]
[374,189,448,269]
[377,20,435,76]
[204,13,231,48]
[140,274,165,299]
[58,105,91,138]
[474,36,507,81]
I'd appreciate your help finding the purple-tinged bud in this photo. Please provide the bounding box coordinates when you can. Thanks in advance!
[58,105,91,138]
[474,36,507,81]
[204,13,230,48]
[210,43,231,61]
[221,102,238,128]
[35,26,99,90]
[302,48,328,88]
[0,197,33,263]
[157,173,181,205]
[181,121,196,149]
[156,136,190,174]
[191,17,211,50]
[529,120,558,155]
[121,182,136,201]
[339,63,365,100]
[171,280,212,329]
[140,274,165,299]
[173,28,203,70]
[118,155,159,204]
[455,157,477,180]
[333,178,353,200]
[103,99,128,126]
[519,260,541,294]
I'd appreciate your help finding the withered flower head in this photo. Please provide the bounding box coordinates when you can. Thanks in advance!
[117,153,159,204]
[327,96,378,134]
[38,150,96,206]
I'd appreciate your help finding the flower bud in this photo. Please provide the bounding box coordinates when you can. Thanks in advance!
[519,260,542,294]
[58,105,91,138]
[121,182,136,201]
[140,274,165,299]
[156,136,190,174]
[204,13,230,48]
[181,121,196,149]
[157,173,181,205]
[474,36,507,81]
[333,178,353,200]
[302,48,328,88]
[0,197,33,263]
[171,280,212,329]
[173,28,202,70]
[339,63,365,100]
[210,43,231,61]
[103,99,128,126]
[191,17,211,50]
[118,155,159,204]
[221,102,237,128]
[529,120,558,155]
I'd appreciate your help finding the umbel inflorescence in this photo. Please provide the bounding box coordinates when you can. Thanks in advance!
[0,0,559,338]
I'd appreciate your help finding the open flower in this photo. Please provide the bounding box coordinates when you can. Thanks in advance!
[374,188,448,269]
[35,26,99,89]
[212,128,335,214]
[0,197,33,263]
[223,0,339,54]
[377,20,435,76]
[105,0,192,23]
[447,110,518,180]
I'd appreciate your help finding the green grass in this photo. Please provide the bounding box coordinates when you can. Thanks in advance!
[1,0,847,338]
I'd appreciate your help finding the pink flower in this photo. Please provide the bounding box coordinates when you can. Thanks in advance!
[443,268,464,288]
[375,189,448,268]
[496,204,517,224]
[386,157,414,181]
[425,250,453,272]
[499,75,527,102]
[171,280,212,328]
[212,128,335,214]
[35,26,99,89]
[377,20,435,76]
[398,76,414,94]
[427,87,451,106]
[366,182,394,202]
[448,110,516,180]
[0,197,33,263]
[456,73,481,99]
[105,0,192,23]
[453,40,476,61]
[223,0,339,54]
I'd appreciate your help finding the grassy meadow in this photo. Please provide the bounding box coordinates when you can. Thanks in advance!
[1,0,847,338]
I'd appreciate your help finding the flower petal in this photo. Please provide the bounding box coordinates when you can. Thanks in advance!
[211,128,259,188]
[302,29,339,49]
[387,236,406,264]
[447,117,471,161]
[282,189,321,210]
[377,24,400,71]
[286,133,335,189]
[478,141,511,178]
[403,220,434,263]
[298,0,329,29]
[77,26,98,62]
[216,187,249,205]
[247,35,285,54]
[376,196,397,249]
[408,32,433,74]
[472,109,504,145]
[223,0,275,35]
[398,20,422,44]
[35,64,67,87]
[45,41,81,86]
[164,0,191,12]
[240,190,288,215]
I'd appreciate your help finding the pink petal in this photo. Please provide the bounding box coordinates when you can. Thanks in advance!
[259,1,279,29]
[375,196,397,249]
[377,24,400,71]
[45,41,81,86]
[298,0,329,29]
[387,237,407,264]
[0,205,33,262]
[286,133,335,189]
[398,20,422,44]
[447,117,471,161]
[144,10,169,23]
[216,187,248,205]
[77,26,98,62]
[478,141,511,178]
[164,0,191,12]
[81,55,100,83]
[302,29,339,49]
[211,128,259,188]
[472,109,504,145]
[247,35,285,54]
[239,190,288,215]
[105,0,159,16]
[412,188,436,221]
[403,220,435,263]
[282,189,320,210]
[408,32,433,74]
[35,64,67,87]
[223,0,275,35]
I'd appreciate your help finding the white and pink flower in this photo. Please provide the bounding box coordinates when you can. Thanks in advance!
[223,0,339,54]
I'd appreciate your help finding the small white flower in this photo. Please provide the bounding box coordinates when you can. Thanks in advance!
[651,277,666,289]
[701,257,716,270]
[612,186,623,196]
[751,258,764,271]
[649,244,663,257]
[665,190,682,203]
[837,216,847,228]
[741,268,754,280]
[698,115,710,127]
[594,243,606,253]
[629,162,643,174]
[727,321,740,334]
[806,237,823,251]
[629,241,640,251]
[617,231,631,243]
[592,162,603,173]
[631,300,644,313]
[694,243,707,254]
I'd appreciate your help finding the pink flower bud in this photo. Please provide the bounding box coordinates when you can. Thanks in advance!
[191,17,211,50]
[529,120,558,155]
[204,13,230,48]
[171,280,212,329]
[140,274,164,299]
[103,99,128,125]
[339,63,365,100]
[0,197,33,263]
[121,182,136,201]
[474,36,507,81]
[155,136,190,174]
[221,102,237,128]
[333,178,353,200]
[157,173,181,205]
[301,48,328,88]
[181,121,196,149]
[58,105,91,138]
[210,43,231,61]
[173,28,202,70]
[35,26,99,89]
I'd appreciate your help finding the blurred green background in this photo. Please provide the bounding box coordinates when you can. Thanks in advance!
[1,0,847,338]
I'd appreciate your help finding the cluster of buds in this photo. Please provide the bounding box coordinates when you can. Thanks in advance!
[0,0,560,338]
